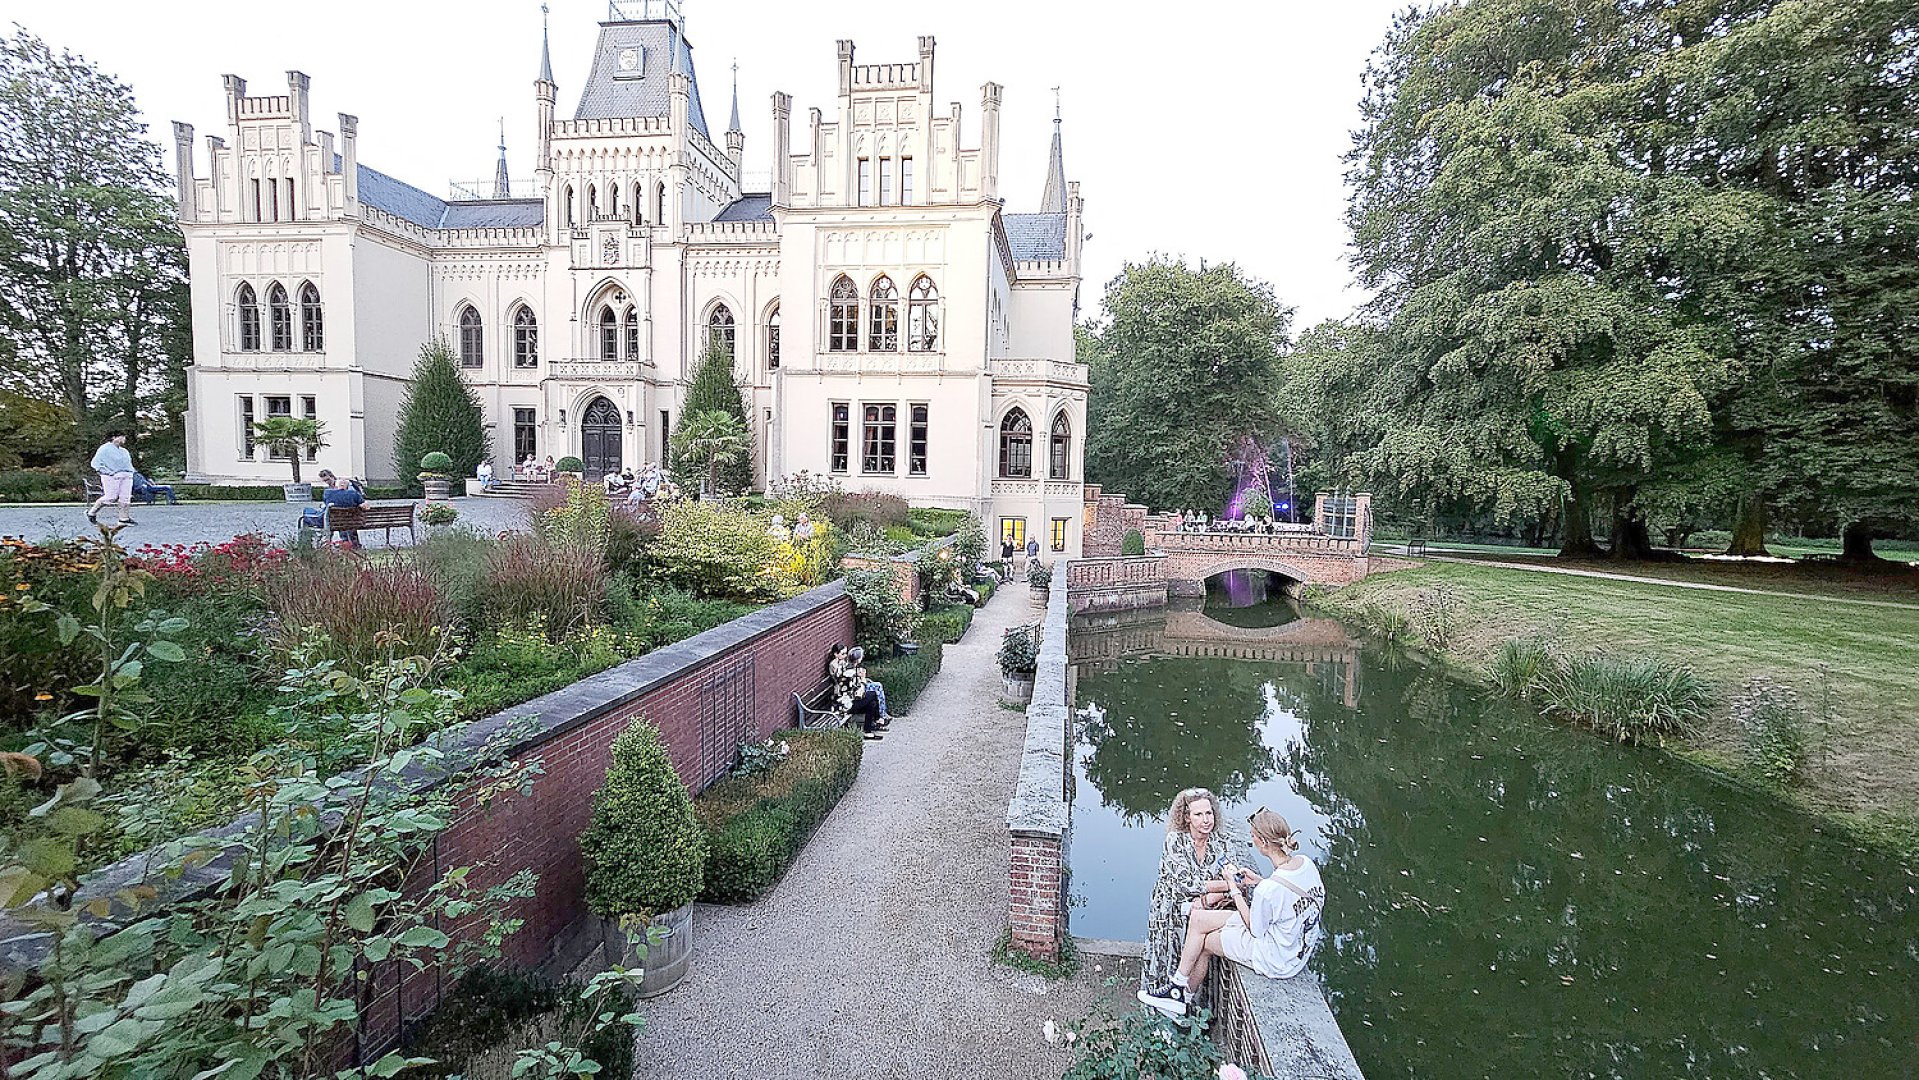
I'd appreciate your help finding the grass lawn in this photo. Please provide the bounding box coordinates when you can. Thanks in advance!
[1402,547,1919,603]
[1317,559,1919,841]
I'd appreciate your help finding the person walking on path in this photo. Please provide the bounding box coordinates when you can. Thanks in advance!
[86,431,138,526]
[1024,535,1040,567]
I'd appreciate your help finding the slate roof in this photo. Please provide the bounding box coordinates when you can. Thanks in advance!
[351,160,544,230]
[714,193,773,222]
[574,19,711,139]
[1004,212,1067,260]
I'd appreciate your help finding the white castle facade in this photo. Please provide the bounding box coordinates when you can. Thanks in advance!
[174,2,1089,554]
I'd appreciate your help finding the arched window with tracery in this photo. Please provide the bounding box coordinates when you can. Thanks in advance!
[300,282,323,351]
[458,305,483,367]
[563,185,574,227]
[623,305,639,361]
[827,275,858,352]
[766,305,781,369]
[908,275,940,352]
[513,306,539,368]
[586,183,597,219]
[1049,412,1072,480]
[237,283,260,351]
[267,282,292,351]
[999,408,1033,479]
[707,303,736,360]
[868,275,899,351]
[599,305,619,361]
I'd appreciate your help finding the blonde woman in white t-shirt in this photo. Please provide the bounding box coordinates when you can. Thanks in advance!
[1139,809,1325,1017]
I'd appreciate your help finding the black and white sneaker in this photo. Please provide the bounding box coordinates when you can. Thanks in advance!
[1136,982,1188,1017]
[85,509,98,524]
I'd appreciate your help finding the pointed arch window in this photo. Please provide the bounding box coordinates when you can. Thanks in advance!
[707,303,736,360]
[766,306,781,369]
[513,306,539,368]
[586,183,598,219]
[607,184,618,216]
[300,282,323,351]
[563,185,574,228]
[632,181,644,225]
[599,305,619,361]
[868,275,899,351]
[1049,412,1072,480]
[999,408,1033,479]
[655,181,666,225]
[267,282,292,351]
[907,275,940,352]
[237,283,261,351]
[623,305,639,360]
[458,305,484,367]
[827,276,859,352]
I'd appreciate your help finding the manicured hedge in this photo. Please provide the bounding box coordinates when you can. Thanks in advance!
[917,602,974,646]
[870,640,942,716]
[697,728,863,903]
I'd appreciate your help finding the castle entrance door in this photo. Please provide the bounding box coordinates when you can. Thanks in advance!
[581,396,622,480]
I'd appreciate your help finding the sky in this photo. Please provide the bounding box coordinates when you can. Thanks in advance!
[4,0,1407,330]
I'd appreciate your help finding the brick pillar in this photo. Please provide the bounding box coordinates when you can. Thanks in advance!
[1008,831,1065,960]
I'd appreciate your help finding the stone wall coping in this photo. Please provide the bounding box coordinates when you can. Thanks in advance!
[1005,561,1071,838]
[0,580,851,967]
[1229,964,1366,1078]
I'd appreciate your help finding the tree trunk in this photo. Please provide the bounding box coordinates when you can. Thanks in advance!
[1557,488,1604,559]
[1840,520,1879,563]
[1609,499,1657,561]
[1725,491,1770,557]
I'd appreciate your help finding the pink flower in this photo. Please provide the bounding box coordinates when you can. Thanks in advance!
[1219,1066,1249,1080]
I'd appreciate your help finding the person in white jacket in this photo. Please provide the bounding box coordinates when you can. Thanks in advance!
[1139,808,1325,1017]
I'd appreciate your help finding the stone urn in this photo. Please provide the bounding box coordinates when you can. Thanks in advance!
[283,482,312,503]
[1001,670,1035,706]
[603,902,695,998]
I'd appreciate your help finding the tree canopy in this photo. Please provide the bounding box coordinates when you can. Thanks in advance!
[673,334,755,493]
[1083,258,1293,514]
[0,27,189,467]
[392,340,487,483]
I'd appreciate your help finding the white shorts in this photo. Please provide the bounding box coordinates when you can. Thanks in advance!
[1218,923,1263,970]
[98,473,133,503]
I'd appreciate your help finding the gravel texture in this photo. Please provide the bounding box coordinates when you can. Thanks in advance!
[0,497,528,549]
[631,587,1121,1079]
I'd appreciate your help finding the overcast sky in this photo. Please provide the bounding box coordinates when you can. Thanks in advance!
[5,0,1406,331]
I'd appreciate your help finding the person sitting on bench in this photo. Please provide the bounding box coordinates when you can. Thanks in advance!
[131,472,177,506]
[320,473,366,549]
[829,644,889,739]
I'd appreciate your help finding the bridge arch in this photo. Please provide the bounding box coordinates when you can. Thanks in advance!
[1187,556,1314,586]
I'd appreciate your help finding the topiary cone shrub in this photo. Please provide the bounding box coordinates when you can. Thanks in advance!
[556,455,585,475]
[1120,528,1146,556]
[580,721,706,922]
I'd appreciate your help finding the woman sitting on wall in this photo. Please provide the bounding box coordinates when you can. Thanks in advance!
[1139,809,1326,1017]
[1140,787,1251,999]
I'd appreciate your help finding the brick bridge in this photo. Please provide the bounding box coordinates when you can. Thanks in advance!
[1080,486,1375,596]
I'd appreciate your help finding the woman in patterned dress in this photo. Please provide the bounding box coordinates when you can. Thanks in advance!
[1141,787,1251,993]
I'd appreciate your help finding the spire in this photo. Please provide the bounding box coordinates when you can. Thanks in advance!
[1039,87,1067,214]
[727,58,741,133]
[537,2,555,84]
[494,118,511,198]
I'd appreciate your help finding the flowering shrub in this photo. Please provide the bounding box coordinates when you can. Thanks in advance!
[131,534,290,597]
[647,501,803,603]
[477,536,608,640]
[421,501,459,525]
[766,470,844,501]
[821,489,909,532]
[531,476,612,556]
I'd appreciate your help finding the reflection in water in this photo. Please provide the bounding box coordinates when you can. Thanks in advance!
[1067,613,1919,1079]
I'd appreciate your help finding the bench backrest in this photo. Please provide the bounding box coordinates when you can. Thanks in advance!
[325,503,415,527]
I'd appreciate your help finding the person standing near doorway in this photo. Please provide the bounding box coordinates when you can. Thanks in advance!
[85,430,138,526]
[1025,535,1041,567]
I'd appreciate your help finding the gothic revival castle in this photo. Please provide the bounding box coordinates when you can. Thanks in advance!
[173,1,1090,554]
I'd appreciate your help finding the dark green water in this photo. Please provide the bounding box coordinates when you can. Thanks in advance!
[1067,591,1919,1079]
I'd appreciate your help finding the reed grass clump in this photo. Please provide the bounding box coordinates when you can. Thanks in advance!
[1731,676,1808,785]
[1486,636,1554,698]
[1536,653,1711,745]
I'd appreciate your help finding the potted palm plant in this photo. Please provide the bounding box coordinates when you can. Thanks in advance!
[253,416,329,502]
[580,721,706,998]
[998,624,1039,705]
[418,451,455,500]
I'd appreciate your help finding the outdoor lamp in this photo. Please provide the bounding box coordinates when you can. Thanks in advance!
[559,408,566,424]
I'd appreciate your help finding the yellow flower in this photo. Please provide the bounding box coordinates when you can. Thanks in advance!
[34,692,53,702]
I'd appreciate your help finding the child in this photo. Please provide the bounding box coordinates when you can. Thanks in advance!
[1138,809,1324,1016]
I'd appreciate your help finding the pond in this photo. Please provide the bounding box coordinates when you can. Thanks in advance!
[1067,577,1919,1079]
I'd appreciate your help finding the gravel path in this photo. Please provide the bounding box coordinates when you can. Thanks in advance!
[0,497,528,549]
[631,587,1118,1080]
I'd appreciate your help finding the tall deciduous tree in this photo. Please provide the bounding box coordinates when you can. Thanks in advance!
[673,334,755,493]
[1083,258,1292,514]
[392,340,487,483]
[0,27,188,463]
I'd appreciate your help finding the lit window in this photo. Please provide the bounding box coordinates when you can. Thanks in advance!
[828,276,859,352]
[868,276,899,351]
[458,306,483,367]
[999,408,1032,478]
[862,403,897,473]
[1050,518,1068,552]
[999,518,1027,547]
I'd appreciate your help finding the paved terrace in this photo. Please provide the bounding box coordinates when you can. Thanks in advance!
[631,587,1122,1080]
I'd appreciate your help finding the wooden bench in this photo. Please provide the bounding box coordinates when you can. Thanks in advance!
[1406,537,1428,556]
[315,502,418,547]
[792,671,850,731]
